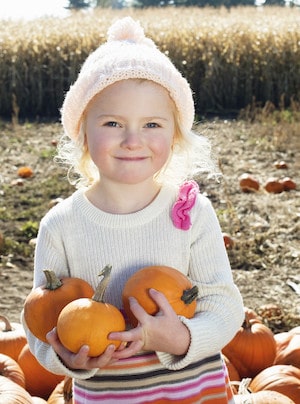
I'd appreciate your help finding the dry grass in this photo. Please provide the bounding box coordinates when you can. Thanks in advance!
[1,6,300,118]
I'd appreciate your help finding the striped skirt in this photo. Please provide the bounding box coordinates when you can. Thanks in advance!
[73,352,235,404]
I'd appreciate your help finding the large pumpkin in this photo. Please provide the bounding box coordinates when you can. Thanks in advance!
[122,265,198,326]
[222,310,277,378]
[0,375,32,404]
[0,315,27,361]
[249,364,300,404]
[17,343,64,400]
[23,269,94,342]
[0,353,25,388]
[57,265,125,357]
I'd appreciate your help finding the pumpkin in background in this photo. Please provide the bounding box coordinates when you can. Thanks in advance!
[0,315,27,361]
[17,166,33,178]
[48,377,73,404]
[280,177,296,191]
[24,269,94,342]
[0,375,32,404]
[239,173,260,192]
[249,364,300,404]
[234,390,295,403]
[122,265,198,326]
[274,332,300,369]
[222,310,276,378]
[17,343,64,400]
[264,178,284,194]
[57,265,125,357]
[0,353,25,388]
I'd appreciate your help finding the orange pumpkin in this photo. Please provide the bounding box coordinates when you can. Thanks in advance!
[18,343,64,400]
[57,265,125,357]
[249,364,300,403]
[280,177,296,191]
[122,265,198,327]
[47,377,73,404]
[274,332,300,369]
[264,178,284,194]
[0,353,25,388]
[222,311,277,378]
[239,173,260,192]
[0,375,32,403]
[0,315,27,361]
[24,269,94,342]
[17,166,33,178]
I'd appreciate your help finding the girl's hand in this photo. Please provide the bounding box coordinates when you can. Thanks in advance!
[46,328,118,370]
[109,288,191,360]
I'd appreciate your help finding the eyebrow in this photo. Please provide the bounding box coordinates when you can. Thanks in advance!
[96,114,169,121]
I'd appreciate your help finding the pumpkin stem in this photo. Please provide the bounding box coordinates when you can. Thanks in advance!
[43,269,63,290]
[0,315,12,332]
[93,265,112,303]
[181,285,198,305]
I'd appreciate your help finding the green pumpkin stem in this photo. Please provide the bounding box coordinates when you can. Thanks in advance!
[93,265,112,303]
[181,285,198,305]
[43,269,63,290]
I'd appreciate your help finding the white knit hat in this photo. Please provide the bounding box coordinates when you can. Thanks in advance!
[61,17,195,140]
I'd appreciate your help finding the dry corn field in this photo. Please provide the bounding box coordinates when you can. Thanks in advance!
[1,6,300,119]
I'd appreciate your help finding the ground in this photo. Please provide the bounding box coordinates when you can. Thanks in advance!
[0,118,299,333]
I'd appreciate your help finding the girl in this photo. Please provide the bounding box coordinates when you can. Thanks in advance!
[22,17,244,403]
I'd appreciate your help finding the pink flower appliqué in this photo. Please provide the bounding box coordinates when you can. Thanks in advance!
[171,180,199,230]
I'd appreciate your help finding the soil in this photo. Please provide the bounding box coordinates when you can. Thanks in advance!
[0,118,299,333]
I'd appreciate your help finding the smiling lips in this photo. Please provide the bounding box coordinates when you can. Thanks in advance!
[115,156,149,161]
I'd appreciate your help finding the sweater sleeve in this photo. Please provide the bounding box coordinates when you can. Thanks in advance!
[157,195,244,370]
[22,205,98,379]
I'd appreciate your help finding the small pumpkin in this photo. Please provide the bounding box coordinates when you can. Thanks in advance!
[17,166,33,178]
[222,310,277,378]
[0,315,27,361]
[249,364,300,403]
[0,353,25,388]
[280,177,296,191]
[264,178,284,194]
[57,265,126,357]
[122,265,198,327]
[239,173,260,193]
[24,269,94,342]
[274,160,288,169]
[18,343,64,400]
[0,375,32,404]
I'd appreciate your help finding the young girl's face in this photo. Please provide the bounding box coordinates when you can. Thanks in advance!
[85,79,175,186]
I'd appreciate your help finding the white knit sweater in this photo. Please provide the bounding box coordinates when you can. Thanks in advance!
[22,184,244,379]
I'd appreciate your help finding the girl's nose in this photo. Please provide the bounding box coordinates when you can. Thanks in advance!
[121,129,143,149]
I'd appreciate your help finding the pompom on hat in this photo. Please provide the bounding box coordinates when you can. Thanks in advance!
[61,17,195,140]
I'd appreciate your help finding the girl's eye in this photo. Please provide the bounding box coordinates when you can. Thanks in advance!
[105,121,119,127]
[146,122,159,128]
